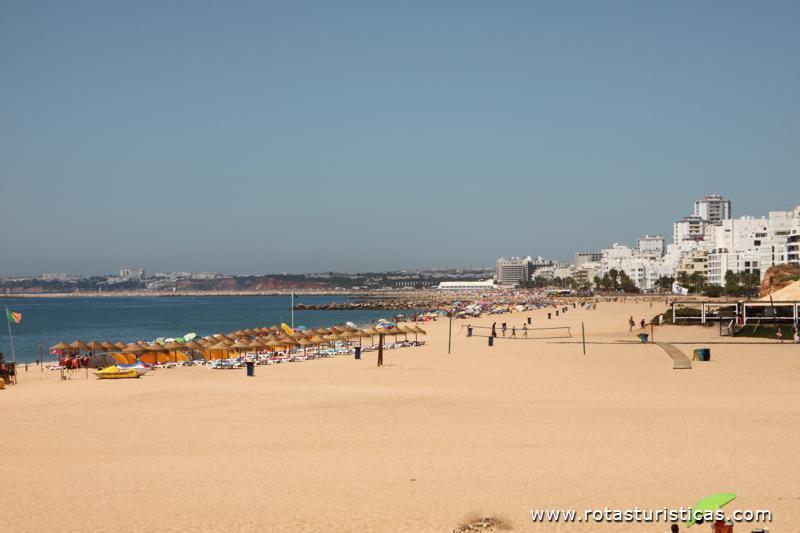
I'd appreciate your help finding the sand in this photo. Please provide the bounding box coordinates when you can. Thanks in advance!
[3,301,798,532]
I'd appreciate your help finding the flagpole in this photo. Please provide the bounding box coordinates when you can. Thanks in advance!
[5,307,17,385]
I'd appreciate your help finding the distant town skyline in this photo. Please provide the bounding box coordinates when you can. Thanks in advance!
[2,2,798,275]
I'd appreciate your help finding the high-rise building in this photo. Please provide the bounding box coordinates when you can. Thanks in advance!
[693,194,731,225]
[674,195,732,244]
[495,257,532,285]
[119,268,146,280]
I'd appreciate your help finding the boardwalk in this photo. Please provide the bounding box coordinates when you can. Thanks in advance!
[656,342,692,370]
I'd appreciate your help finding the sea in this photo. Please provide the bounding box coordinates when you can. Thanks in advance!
[0,295,418,364]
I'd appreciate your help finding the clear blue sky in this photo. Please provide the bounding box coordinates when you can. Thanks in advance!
[1,1,798,275]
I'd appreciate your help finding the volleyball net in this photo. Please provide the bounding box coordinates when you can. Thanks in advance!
[461,324,572,339]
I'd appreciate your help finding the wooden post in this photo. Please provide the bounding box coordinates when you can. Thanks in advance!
[377,333,384,367]
[447,313,452,355]
[581,322,586,355]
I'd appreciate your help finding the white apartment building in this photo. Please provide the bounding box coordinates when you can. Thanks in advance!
[758,206,800,275]
[637,234,665,258]
[495,257,532,285]
[706,251,761,285]
[673,195,732,245]
[693,194,731,225]
[703,217,767,285]
[575,252,602,266]
[674,216,709,244]
[599,244,672,291]
[573,262,600,287]
[534,262,574,281]
[787,233,800,266]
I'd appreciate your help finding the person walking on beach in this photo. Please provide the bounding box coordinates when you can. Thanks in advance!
[628,316,635,331]
[511,326,516,337]
[501,322,507,337]
[776,326,783,343]
[640,318,646,330]
[522,324,528,338]
[491,322,497,338]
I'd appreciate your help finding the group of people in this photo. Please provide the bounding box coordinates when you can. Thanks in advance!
[59,355,90,370]
[628,316,649,331]
[775,324,800,343]
[490,321,529,338]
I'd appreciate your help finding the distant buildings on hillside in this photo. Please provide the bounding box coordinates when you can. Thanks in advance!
[495,193,800,292]
[586,195,800,291]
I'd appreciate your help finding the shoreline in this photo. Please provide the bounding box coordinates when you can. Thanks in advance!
[0,290,358,298]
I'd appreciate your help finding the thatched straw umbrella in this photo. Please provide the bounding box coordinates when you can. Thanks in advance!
[324,333,345,350]
[280,336,299,354]
[115,341,128,351]
[86,340,103,352]
[339,330,359,347]
[354,330,372,345]
[101,341,117,352]
[362,328,379,345]
[50,341,71,353]
[263,338,285,354]
[296,338,314,355]
[184,340,204,361]
[230,340,252,358]
[140,342,167,365]
[164,341,184,363]
[121,343,145,365]
[70,340,90,353]
[208,341,230,360]
[85,340,104,367]
[122,342,144,354]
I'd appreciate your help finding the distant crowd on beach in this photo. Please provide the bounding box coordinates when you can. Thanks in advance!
[59,355,90,370]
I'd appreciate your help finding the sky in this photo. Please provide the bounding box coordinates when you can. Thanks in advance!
[1,1,798,275]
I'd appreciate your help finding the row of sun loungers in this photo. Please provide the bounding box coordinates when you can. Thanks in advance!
[207,340,426,368]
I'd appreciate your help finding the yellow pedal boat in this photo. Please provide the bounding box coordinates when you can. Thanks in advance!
[94,366,139,379]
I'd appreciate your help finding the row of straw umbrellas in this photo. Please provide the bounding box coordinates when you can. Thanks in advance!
[49,324,427,362]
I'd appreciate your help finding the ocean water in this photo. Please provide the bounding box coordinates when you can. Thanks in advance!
[0,296,416,363]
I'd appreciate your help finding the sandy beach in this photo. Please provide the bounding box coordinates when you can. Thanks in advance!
[3,300,798,532]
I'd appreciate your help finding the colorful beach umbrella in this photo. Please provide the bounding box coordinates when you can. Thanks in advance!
[686,493,736,527]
